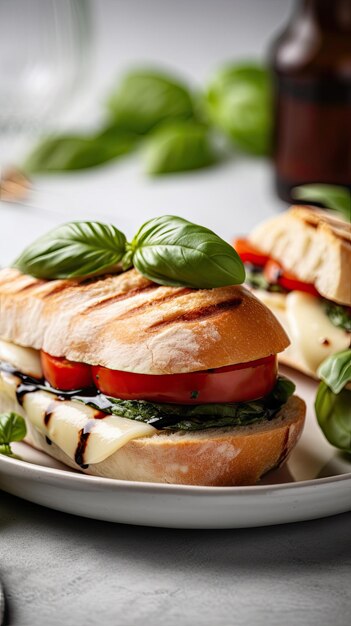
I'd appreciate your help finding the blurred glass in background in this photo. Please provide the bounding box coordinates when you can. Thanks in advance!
[270,0,351,202]
[0,0,90,177]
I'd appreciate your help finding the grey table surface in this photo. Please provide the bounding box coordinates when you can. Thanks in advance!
[1,1,351,624]
[0,495,350,626]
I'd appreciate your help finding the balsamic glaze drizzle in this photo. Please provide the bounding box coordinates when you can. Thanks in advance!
[0,360,109,468]
[44,400,61,426]
[75,429,91,467]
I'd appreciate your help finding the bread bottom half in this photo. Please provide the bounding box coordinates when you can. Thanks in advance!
[2,390,306,485]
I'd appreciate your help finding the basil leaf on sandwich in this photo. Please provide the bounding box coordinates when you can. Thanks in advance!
[13,222,127,280]
[13,216,245,289]
[315,349,351,452]
[0,412,27,456]
[131,215,245,288]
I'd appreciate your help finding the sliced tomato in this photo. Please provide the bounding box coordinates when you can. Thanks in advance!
[41,351,93,390]
[263,259,319,296]
[233,238,270,267]
[92,356,277,404]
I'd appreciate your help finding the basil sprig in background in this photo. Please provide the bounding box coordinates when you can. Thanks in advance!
[293,184,351,223]
[13,216,245,288]
[315,349,351,453]
[24,63,269,176]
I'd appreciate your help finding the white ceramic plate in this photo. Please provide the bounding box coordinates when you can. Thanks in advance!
[0,368,350,529]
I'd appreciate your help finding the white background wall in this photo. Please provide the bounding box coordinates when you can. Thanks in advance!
[1,0,295,265]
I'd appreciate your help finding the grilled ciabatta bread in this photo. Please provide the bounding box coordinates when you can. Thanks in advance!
[249,206,351,306]
[0,267,289,373]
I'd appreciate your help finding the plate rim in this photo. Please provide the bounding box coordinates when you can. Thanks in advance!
[1,447,350,496]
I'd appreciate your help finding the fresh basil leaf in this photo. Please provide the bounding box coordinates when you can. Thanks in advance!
[0,413,27,457]
[0,444,12,456]
[13,222,127,279]
[143,122,217,175]
[206,63,272,156]
[292,185,351,222]
[25,128,138,173]
[315,350,351,452]
[324,301,351,333]
[107,70,195,135]
[268,375,296,405]
[315,383,351,452]
[317,349,351,395]
[131,215,245,288]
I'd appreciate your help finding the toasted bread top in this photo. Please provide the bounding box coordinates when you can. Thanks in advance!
[0,267,289,374]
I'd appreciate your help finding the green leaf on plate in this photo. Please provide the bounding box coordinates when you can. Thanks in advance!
[315,349,351,452]
[317,349,351,395]
[0,412,27,456]
[315,383,351,452]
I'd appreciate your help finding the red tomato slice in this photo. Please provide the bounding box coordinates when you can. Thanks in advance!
[92,356,277,404]
[263,259,319,296]
[41,351,94,390]
[233,238,270,266]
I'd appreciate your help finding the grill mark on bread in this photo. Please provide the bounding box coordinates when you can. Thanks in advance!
[300,216,318,229]
[41,282,72,298]
[78,275,112,286]
[0,266,291,373]
[296,207,351,242]
[82,284,159,313]
[114,287,193,320]
[330,227,351,244]
[14,279,46,293]
[150,297,243,329]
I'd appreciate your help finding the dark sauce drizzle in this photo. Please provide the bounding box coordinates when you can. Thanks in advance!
[44,401,61,426]
[75,419,96,466]
[75,429,90,467]
[0,360,111,468]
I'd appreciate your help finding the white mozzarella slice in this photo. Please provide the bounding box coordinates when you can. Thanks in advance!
[285,292,350,373]
[0,339,43,378]
[0,370,155,465]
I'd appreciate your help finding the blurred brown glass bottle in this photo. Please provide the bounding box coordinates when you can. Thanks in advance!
[270,0,351,202]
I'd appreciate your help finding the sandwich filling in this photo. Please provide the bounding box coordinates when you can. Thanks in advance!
[0,338,295,468]
[234,238,351,374]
